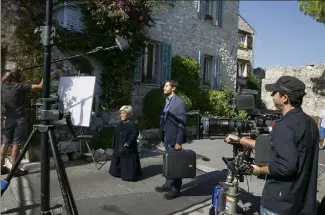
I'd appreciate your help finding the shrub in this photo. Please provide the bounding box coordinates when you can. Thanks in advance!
[142,89,165,128]
[136,116,155,131]
[171,56,201,97]
[93,127,115,150]
[177,91,193,111]
[204,87,247,120]
[247,73,261,90]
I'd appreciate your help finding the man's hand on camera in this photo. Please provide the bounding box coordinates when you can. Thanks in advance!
[251,165,270,176]
[225,134,239,144]
[175,143,182,150]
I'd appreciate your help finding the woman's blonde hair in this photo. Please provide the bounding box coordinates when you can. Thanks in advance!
[119,105,133,117]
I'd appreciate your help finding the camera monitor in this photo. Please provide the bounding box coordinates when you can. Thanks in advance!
[58,76,96,127]
[234,94,256,110]
[254,134,272,165]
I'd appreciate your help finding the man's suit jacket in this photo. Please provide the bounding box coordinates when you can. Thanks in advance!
[160,95,187,145]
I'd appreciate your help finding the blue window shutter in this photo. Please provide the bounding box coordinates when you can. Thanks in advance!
[198,51,204,86]
[198,0,206,20]
[215,0,223,26]
[134,55,143,83]
[161,42,172,85]
[166,0,175,6]
[214,55,222,90]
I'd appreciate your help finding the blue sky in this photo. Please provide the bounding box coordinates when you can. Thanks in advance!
[240,1,325,69]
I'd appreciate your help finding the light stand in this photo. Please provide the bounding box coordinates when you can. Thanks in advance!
[41,0,53,213]
[0,0,130,214]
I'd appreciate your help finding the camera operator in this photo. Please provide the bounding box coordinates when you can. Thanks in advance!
[1,67,43,176]
[225,76,319,215]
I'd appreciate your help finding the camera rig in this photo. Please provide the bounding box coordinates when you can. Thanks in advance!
[187,93,280,215]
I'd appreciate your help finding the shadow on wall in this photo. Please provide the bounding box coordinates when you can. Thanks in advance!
[310,69,325,96]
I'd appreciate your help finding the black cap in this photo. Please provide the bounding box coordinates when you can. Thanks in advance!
[265,76,306,98]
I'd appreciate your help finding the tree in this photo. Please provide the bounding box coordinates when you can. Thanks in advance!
[299,0,325,24]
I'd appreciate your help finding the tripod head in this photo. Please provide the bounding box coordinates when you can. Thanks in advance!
[31,93,64,121]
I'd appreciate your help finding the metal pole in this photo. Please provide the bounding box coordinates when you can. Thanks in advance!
[40,0,53,214]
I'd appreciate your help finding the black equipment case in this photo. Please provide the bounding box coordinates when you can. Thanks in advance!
[163,150,196,179]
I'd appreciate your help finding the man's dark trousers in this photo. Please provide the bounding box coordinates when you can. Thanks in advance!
[164,139,182,191]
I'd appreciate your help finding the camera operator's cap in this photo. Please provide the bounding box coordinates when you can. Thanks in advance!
[265,76,306,98]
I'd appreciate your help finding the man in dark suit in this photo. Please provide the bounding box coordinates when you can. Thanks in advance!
[155,80,186,200]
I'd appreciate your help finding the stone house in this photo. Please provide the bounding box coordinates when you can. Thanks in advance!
[237,15,255,91]
[131,0,240,115]
[2,0,240,118]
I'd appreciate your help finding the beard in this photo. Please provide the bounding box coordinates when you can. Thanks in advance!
[273,100,284,111]
[164,90,171,96]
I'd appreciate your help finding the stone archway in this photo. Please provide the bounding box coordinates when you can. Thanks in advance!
[70,56,95,76]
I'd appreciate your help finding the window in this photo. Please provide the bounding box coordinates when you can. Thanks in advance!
[237,61,251,78]
[203,55,213,85]
[141,42,161,84]
[238,31,253,49]
[204,0,213,21]
[134,42,172,85]
[55,2,85,33]
[198,0,223,26]
[199,52,222,90]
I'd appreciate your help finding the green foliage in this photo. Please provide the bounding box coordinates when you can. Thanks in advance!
[12,0,44,84]
[204,87,248,120]
[13,0,161,110]
[136,115,155,131]
[246,73,261,90]
[142,89,166,128]
[299,0,325,24]
[177,91,193,110]
[171,56,201,96]
[171,56,202,110]
[93,127,115,149]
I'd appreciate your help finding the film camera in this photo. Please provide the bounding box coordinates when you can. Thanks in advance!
[188,93,281,176]
[187,93,281,215]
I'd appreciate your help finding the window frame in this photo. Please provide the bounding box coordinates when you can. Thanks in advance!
[141,41,162,85]
[203,54,213,86]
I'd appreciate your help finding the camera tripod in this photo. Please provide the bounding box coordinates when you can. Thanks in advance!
[1,118,78,215]
[209,139,254,215]
[209,159,242,215]
[1,1,78,213]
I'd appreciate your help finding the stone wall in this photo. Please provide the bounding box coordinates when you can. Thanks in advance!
[1,1,21,70]
[132,1,239,116]
[237,48,253,62]
[238,15,254,34]
[237,15,254,70]
[151,1,238,87]
[261,64,325,116]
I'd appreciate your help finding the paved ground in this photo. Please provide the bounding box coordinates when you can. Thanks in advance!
[1,139,325,215]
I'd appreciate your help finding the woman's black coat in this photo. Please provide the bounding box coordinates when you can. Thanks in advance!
[109,120,142,181]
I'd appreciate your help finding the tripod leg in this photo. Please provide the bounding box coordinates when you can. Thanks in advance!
[48,129,79,215]
[84,140,99,170]
[1,128,37,196]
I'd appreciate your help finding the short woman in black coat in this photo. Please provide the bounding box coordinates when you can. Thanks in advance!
[109,105,142,181]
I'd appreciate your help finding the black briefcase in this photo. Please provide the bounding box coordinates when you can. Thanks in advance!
[163,150,196,179]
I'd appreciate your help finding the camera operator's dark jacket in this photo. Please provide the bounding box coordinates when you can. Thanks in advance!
[262,107,319,215]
